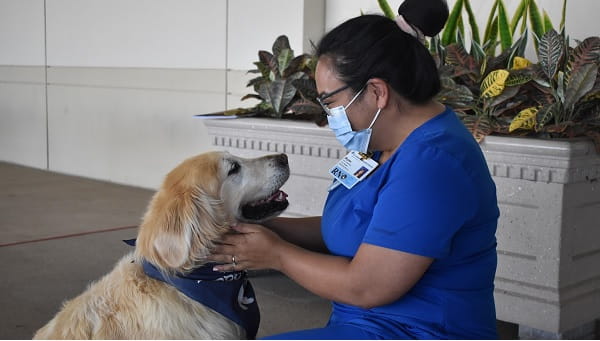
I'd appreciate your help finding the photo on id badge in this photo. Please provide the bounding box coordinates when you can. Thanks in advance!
[354,166,368,179]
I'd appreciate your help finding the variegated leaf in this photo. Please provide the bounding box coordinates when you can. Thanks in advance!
[565,64,598,109]
[512,56,532,70]
[481,69,510,98]
[445,44,478,73]
[509,107,538,132]
[535,103,558,131]
[505,70,533,86]
[566,36,600,86]
[538,30,564,80]
[461,115,492,143]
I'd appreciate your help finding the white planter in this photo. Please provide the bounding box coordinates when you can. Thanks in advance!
[202,118,344,218]
[481,136,600,339]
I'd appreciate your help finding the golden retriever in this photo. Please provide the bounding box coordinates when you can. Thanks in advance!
[33,151,290,339]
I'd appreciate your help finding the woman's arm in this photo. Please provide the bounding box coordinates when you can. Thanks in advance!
[212,223,432,309]
[262,216,328,253]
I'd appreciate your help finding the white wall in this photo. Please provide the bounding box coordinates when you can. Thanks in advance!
[46,0,227,69]
[0,0,324,189]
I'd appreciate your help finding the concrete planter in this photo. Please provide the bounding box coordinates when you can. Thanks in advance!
[202,118,344,217]
[481,136,600,339]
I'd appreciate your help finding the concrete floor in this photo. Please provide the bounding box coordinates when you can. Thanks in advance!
[0,161,518,339]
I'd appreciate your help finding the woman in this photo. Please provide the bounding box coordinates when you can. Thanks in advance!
[211,0,500,338]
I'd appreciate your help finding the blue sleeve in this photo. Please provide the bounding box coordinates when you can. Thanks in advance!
[363,144,478,258]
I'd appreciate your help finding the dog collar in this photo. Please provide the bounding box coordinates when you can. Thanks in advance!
[123,239,260,338]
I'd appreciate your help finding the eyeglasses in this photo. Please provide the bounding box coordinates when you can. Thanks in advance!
[316,84,350,116]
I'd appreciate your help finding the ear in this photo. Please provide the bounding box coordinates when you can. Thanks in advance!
[152,224,191,270]
[368,78,390,109]
[136,192,198,271]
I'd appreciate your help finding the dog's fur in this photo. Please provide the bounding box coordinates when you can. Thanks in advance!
[33,151,290,339]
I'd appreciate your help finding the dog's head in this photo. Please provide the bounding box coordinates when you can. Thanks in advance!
[135,151,290,272]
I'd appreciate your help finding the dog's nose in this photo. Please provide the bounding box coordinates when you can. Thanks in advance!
[276,154,288,167]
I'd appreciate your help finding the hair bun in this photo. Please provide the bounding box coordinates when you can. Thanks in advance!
[397,0,449,37]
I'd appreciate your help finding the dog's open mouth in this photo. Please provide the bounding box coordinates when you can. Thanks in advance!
[241,190,289,221]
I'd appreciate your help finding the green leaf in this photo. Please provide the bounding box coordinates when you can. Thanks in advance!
[560,0,566,32]
[565,64,598,110]
[456,25,465,50]
[543,10,554,34]
[519,3,529,35]
[485,16,499,56]
[258,78,298,115]
[538,29,564,80]
[463,0,480,44]
[251,61,270,79]
[471,39,486,64]
[483,0,499,45]
[510,0,528,36]
[508,29,529,68]
[277,48,294,77]
[528,0,545,51]
[442,0,464,46]
[377,0,395,20]
[497,0,513,51]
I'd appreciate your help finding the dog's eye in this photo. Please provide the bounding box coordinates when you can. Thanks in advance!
[228,161,241,176]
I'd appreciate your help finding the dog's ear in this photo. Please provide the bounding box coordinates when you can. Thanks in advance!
[136,193,194,270]
[136,188,230,272]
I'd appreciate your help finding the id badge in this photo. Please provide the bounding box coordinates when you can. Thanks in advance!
[329,151,379,190]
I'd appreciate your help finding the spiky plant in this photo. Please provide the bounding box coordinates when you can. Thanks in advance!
[212,35,326,125]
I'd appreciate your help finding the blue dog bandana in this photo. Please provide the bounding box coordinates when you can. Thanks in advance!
[123,239,260,339]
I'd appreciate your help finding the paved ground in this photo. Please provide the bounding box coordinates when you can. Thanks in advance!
[0,161,517,339]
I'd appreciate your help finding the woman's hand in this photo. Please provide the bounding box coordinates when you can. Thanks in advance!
[209,223,287,272]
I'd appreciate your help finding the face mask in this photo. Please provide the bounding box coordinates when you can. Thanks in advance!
[326,88,382,153]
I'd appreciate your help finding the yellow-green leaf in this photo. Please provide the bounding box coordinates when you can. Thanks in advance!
[481,69,510,98]
[509,107,538,132]
[512,56,532,70]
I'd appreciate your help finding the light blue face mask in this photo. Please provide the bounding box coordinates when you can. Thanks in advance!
[325,87,382,153]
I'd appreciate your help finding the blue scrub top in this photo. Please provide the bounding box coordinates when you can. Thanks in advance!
[321,107,500,339]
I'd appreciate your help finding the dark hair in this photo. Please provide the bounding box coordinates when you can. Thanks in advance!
[316,0,449,104]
